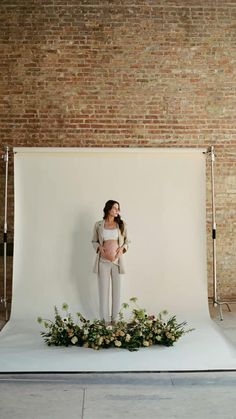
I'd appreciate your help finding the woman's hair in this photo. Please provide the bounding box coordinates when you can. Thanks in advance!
[103,200,124,235]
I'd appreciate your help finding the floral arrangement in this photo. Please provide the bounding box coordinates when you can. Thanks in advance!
[37,298,193,351]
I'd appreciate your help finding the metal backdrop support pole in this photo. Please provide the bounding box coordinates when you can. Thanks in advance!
[204,146,231,320]
[1,146,9,321]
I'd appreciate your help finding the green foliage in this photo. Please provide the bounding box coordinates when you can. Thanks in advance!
[37,298,194,351]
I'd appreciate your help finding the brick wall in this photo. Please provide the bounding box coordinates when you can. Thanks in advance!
[0,0,235,318]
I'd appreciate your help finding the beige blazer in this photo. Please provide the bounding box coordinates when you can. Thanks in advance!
[92,219,129,274]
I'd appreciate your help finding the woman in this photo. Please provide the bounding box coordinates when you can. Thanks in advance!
[92,200,129,323]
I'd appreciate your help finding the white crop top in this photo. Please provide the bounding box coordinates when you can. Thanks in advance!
[103,228,119,241]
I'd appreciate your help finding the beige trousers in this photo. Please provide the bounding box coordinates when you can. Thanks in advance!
[98,260,121,322]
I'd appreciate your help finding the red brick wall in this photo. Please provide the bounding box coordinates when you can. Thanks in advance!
[0,1,235,317]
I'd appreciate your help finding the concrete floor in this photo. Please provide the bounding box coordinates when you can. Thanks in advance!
[0,304,236,419]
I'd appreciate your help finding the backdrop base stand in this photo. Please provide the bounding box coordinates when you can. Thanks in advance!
[213,300,231,321]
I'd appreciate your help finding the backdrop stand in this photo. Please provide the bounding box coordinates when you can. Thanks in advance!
[1,146,9,321]
[205,146,231,321]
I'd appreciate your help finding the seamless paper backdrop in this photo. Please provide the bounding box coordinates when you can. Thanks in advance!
[12,148,208,323]
[1,147,236,372]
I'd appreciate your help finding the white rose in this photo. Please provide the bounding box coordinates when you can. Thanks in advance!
[71,336,78,345]
[125,334,131,342]
[114,340,122,347]
[156,336,162,342]
[143,340,150,347]
[106,325,113,331]
[98,337,104,345]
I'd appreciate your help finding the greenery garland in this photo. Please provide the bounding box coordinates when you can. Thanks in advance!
[37,297,193,351]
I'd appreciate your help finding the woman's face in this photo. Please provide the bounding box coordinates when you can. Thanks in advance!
[109,203,120,218]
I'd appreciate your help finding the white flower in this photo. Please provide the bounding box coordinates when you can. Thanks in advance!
[106,325,113,331]
[156,336,162,342]
[98,337,104,345]
[143,340,150,347]
[125,334,131,342]
[115,340,122,347]
[71,336,78,345]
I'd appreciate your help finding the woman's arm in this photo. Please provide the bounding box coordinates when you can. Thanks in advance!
[121,222,130,253]
[115,223,129,259]
[91,223,100,253]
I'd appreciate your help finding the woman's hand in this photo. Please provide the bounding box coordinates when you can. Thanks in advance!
[115,247,124,259]
[98,245,106,257]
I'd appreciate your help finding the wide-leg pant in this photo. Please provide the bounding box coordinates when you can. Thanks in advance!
[98,260,121,322]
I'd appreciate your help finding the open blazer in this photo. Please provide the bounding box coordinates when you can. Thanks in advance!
[92,219,129,274]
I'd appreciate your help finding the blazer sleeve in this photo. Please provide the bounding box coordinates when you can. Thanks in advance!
[122,222,130,253]
[92,222,100,253]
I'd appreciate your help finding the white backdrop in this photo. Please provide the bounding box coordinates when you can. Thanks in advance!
[1,147,235,372]
[12,148,207,321]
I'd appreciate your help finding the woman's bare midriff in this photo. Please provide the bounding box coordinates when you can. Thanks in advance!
[102,240,119,262]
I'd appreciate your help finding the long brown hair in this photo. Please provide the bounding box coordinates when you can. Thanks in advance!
[103,200,124,235]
